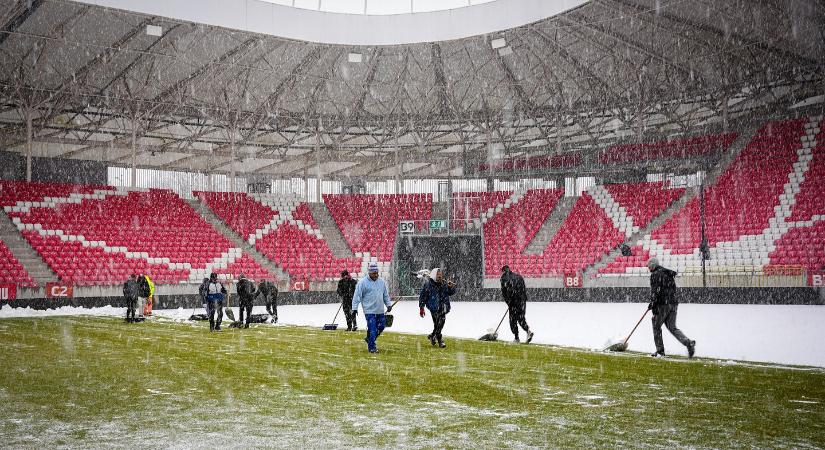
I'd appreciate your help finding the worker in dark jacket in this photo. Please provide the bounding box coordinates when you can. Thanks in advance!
[206,272,227,332]
[236,273,257,329]
[501,265,534,344]
[419,268,456,348]
[647,258,695,358]
[337,270,358,331]
[257,279,278,322]
[123,274,140,322]
[198,277,210,313]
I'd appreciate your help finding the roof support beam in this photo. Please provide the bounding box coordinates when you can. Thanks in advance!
[0,0,44,46]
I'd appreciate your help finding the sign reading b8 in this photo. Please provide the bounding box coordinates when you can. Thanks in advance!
[564,273,582,288]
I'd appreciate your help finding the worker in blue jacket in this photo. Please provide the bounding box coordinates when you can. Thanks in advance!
[352,263,393,353]
[419,268,456,348]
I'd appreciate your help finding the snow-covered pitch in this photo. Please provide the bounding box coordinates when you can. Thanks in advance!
[3,301,824,367]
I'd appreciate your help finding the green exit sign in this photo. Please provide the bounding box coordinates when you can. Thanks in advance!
[429,220,446,230]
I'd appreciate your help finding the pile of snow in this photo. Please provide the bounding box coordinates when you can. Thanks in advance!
[3,301,824,368]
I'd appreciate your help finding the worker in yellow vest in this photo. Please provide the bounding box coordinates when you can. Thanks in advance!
[144,274,155,316]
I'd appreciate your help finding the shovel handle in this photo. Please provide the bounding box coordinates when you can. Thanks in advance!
[493,309,508,334]
[622,308,650,345]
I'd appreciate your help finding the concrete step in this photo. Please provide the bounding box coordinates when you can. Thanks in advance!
[524,196,577,255]
[0,208,58,284]
[583,120,764,278]
[186,198,290,281]
[432,201,450,221]
[306,202,354,258]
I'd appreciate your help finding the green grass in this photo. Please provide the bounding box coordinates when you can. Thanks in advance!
[0,317,823,449]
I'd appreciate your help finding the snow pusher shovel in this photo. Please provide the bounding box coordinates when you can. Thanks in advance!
[384,300,401,328]
[224,290,236,323]
[606,307,649,352]
[479,309,508,341]
[323,304,343,330]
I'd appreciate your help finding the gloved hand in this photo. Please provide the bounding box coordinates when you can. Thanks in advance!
[386,305,393,313]
[419,307,425,318]
[647,302,654,311]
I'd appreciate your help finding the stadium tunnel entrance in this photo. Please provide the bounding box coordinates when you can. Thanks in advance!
[394,235,483,301]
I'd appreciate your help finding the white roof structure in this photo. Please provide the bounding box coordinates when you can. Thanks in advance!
[0,0,823,180]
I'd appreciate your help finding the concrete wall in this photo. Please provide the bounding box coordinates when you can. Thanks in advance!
[5,287,822,310]
[0,151,107,185]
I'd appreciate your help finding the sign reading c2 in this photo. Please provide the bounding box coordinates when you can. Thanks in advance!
[45,283,74,298]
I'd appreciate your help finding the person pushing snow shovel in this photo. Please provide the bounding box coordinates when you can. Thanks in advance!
[501,265,534,344]
[647,258,696,358]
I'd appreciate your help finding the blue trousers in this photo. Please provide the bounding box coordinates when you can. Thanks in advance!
[364,314,386,352]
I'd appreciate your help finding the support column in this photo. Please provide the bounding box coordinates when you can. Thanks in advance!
[315,125,322,203]
[130,121,137,188]
[394,127,402,194]
[303,167,309,203]
[206,145,213,192]
[229,127,236,192]
[722,92,729,133]
[25,108,32,182]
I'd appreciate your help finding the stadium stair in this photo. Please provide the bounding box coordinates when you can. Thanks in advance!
[186,198,288,281]
[769,115,825,273]
[195,192,360,281]
[595,117,814,277]
[3,185,273,286]
[483,188,564,276]
[450,190,512,229]
[305,202,354,258]
[432,200,450,223]
[475,188,527,228]
[323,193,434,278]
[523,196,577,255]
[587,122,761,278]
[0,209,54,287]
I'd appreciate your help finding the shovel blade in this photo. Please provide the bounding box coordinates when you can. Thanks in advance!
[607,342,628,352]
[322,324,338,330]
[478,333,498,341]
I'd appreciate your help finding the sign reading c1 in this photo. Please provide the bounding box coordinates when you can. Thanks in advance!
[291,280,310,292]
[0,284,16,301]
[45,283,74,298]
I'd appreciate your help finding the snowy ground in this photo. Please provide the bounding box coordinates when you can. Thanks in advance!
[3,301,824,367]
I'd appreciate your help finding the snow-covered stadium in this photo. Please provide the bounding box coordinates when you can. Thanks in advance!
[0,0,824,447]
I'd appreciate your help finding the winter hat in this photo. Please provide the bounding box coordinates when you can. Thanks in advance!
[429,268,440,279]
[647,257,659,270]
[341,270,349,277]
[368,263,379,273]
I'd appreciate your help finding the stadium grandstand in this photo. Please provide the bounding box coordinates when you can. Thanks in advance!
[2,1,825,448]
[0,0,822,305]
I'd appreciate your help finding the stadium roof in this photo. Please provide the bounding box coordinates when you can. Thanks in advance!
[0,0,823,181]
